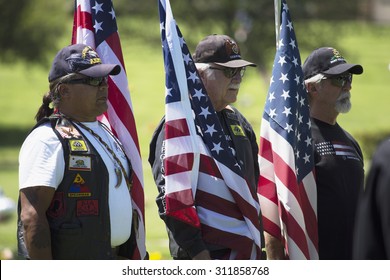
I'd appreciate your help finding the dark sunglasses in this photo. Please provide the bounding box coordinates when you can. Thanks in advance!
[65,76,108,87]
[322,73,353,88]
[209,66,246,78]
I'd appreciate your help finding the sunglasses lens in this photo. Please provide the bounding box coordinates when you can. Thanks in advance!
[66,76,107,86]
[325,74,352,87]
[89,77,106,86]
[335,74,352,87]
[210,66,245,79]
[224,67,245,78]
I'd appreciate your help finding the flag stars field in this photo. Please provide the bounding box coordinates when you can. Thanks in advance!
[92,2,104,13]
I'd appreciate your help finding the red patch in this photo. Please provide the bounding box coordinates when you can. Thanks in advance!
[76,200,99,216]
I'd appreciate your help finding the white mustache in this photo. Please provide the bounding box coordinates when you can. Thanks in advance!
[338,91,351,101]
[229,84,240,90]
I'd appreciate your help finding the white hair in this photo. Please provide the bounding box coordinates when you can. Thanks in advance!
[304,73,325,85]
[195,62,217,80]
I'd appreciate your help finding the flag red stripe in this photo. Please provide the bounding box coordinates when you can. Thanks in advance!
[298,180,318,250]
[165,153,194,175]
[279,202,310,259]
[166,208,200,228]
[198,154,222,179]
[259,136,273,162]
[166,189,200,227]
[196,190,244,220]
[105,32,126,71]
[166,189,195,210]
[230,188,262,226]
[130,172,144,217]
[165,118,190,139]
[262,215,282,240]
[74,8,93,32]
[257,175,278,204]
[201,224,260,259]
[106,80,141,151]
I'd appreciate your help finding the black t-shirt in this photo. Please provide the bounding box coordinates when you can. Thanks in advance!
[311,118,364,259]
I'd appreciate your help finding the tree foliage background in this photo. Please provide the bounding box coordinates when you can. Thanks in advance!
[0,0,71,64]
[0,0,369,74]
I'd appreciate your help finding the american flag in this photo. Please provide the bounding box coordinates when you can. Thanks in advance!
[159,0,262,259]
[257,0,318,259]
[72,0,146,259]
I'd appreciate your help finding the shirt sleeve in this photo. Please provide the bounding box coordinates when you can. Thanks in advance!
[19,124,65,190]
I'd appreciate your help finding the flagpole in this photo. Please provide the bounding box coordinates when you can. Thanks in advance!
[274,0,281,49]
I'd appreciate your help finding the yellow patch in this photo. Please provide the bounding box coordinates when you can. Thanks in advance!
[73,173,86,184]
[68,193,91,198]
[90,57,101,64]
[230,125,245,136]
[69,140,88,152]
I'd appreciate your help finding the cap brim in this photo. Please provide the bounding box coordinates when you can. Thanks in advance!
[323,63,363,76]
[215,59,256,68]
[79,64,121,77]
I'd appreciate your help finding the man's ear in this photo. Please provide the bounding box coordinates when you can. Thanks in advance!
[307,82,318,94]
[58,84,70,97]
[198,69,208,86]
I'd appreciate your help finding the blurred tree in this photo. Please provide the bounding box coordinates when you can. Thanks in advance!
[0,0,366,73]
[0,0,71,64]
[114,0,366,75]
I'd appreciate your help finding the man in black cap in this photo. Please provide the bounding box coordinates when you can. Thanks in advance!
[17,44,141,259]
[265,46,365,260]
[149,34,265,260]
[304,47,365,259]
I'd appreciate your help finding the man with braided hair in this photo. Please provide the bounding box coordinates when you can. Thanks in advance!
[17,44,140,259]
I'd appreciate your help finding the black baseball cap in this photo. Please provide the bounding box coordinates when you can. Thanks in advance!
[48,44,121,82]
[193,34,256,68]
[303,47,363,79]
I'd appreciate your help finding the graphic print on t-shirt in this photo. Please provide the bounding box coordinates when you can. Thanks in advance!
[315,141,360,161]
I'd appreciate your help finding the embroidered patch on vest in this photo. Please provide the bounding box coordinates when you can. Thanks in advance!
[230,124,246,136]
[69,155,92,171]
[55,118,82,139]
[47,192,65,218]
[69,139,88,152]
[225,111,239,121]
[76,200,99,216]
[68,173,92,197]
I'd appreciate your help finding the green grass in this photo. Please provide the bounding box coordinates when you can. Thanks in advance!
[1,20,390,260]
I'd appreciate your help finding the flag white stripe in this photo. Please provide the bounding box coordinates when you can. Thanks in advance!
[165,172,193,193]
[165,102,190,122]
[197,207,255,240]
[75,27,95,49]
[261,119,296,171]
[198,173,235,203]
[106,105,143,184]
